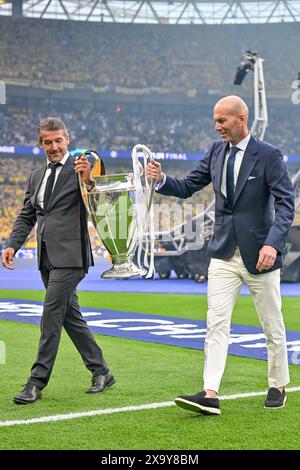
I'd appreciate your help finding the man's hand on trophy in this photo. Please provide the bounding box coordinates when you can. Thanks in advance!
[1,247,15,270]
[74,155,94,185]
[146,160,165,184]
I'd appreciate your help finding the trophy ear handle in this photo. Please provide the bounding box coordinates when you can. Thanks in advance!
[80,150,106,178]
[91,159,106,178]
[89,150,106,177]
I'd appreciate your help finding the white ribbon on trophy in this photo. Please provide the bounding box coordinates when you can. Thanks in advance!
[132,144,155,279]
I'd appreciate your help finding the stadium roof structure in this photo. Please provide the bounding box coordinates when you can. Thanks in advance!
[1,0,300,24]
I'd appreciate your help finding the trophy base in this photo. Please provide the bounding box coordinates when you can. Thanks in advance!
[101,261,147,279]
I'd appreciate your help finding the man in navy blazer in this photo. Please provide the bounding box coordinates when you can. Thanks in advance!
[147,96,294,415]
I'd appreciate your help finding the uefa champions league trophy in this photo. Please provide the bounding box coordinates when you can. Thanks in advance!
[78,146,155,279]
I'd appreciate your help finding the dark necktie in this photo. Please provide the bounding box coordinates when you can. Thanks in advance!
[226,146,239,208]
[43,162,61,210]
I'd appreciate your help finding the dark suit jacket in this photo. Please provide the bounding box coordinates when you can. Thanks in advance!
[157,136,294,275]
[8,154,94,273]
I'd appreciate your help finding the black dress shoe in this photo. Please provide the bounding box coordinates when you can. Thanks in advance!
[264,387,286,409]
[175,391,221,415]
[86,372,115,394]
[13,384,42,405]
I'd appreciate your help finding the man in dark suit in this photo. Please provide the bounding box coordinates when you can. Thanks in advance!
[147,96,294,415]
[1,117,115,404]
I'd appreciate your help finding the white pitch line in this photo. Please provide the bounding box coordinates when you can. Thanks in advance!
[1,386,300,428]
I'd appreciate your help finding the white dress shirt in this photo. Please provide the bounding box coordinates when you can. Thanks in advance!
[37,152,70,209]
[156,133,251,193]
[221,132,251,197]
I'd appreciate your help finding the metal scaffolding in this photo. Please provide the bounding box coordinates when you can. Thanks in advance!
[1,0,300,23]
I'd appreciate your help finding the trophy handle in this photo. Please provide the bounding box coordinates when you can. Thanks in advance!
[77,150,105,214]
[131,144,155,279]
[79,149,106,179]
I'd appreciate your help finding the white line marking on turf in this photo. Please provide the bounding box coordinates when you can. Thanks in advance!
[1,386,300,428]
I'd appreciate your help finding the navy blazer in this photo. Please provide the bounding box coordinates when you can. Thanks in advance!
[157,136,294,275]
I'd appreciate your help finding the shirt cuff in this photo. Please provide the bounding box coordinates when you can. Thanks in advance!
[155,173,166,191]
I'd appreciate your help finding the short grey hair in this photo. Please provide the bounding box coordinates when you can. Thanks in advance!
[38,117,69,142]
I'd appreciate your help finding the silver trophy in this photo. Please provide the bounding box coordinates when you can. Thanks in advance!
[78,146,155,279]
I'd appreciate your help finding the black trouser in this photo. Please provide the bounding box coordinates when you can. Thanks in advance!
[28,243,108,389]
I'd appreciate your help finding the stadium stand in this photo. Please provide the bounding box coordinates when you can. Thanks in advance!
[1,99,300,154]
[1,17,299,255]
[0,17,299,98]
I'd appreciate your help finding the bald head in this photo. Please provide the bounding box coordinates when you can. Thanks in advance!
[213,95,249,145]
[214,95,249,119]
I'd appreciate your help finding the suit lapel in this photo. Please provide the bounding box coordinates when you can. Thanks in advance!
[233,136,259,206]
[47,155,75,210]
[215,143,229,195]
[33,165,47,207]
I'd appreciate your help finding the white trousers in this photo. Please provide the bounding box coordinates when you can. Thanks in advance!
[203,250,290,392]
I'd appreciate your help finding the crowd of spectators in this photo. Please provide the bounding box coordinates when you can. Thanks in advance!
[0,16,299,97]
[0,100,216,153]
[0,158,43,248]
[1,14,299,252]
[1,99,300,155]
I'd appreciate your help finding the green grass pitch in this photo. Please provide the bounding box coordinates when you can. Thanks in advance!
[0,289,300,450]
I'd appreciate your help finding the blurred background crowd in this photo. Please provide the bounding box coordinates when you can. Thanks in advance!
[0,17,298,95]
[0,15,299,252]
